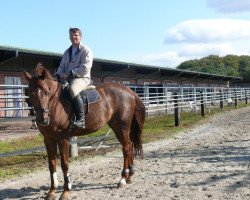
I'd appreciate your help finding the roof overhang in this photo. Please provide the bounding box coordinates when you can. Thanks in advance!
[0,45,243,83]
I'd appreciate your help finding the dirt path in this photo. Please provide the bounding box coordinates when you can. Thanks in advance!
[0,118,39,141]
[0,107,249,200]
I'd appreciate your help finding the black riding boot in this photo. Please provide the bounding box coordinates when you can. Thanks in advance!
[71,94,85,128]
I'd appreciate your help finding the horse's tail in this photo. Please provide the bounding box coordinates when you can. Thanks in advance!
[130,95,145,158]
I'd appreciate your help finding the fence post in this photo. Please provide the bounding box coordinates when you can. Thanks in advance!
[174,92,180,126]
[193,87,197,103]
[204,87,207,106]
[145,86,149,117]
[245,90,248,104]
[180,87,183,112]
[69,136,78,157]
[200,91,205,116]
[234,89,238,107]
[220,89,224,109]
[164,87,168,114]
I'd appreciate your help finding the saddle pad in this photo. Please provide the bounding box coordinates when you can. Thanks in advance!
[80,89,102,105]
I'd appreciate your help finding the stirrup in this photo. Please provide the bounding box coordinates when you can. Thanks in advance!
[71,120,85,129]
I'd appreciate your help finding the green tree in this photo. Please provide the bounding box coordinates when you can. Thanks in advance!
[239,56,250,81]
[177,54,250,82]
[223,55,240,77]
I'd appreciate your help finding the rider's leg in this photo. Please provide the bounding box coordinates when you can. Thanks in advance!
[72,94,85,128]
[69,78,90,128]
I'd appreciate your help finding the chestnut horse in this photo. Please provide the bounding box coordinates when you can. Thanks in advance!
[24,64,145,200]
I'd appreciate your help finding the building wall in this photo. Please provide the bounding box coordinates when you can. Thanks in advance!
[0,52,231,87]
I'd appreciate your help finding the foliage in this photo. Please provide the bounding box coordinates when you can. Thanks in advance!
[177,54,250,82]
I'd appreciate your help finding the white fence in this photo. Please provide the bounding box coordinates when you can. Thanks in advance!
[0,84,250,118]
[0,84,249,157]
[0,84,29,117]
[130,85,250,115]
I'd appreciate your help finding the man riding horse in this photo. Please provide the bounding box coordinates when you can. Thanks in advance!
[55,27,93,129]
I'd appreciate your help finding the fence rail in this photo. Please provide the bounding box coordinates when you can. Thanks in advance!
[0,84,249,157]
[1,84,250,117]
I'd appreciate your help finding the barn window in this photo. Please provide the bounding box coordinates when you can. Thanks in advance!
[4,76,22,117]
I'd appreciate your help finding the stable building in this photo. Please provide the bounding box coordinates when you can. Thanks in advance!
[0,45,242,87]
[0,45,243,118]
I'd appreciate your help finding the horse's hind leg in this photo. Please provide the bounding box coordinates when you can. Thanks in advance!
[126,154,135,184]
[117,133,134,188]
[44,137,58,200]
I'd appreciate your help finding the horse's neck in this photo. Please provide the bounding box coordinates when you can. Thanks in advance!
[50,83,71,118]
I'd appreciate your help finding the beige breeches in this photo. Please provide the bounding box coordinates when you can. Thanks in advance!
[69,78,91,98]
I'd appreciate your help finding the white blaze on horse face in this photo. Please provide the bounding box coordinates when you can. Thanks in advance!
[53,172,59,188]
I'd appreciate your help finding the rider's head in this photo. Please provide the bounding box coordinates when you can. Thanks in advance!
[69,27,82,47]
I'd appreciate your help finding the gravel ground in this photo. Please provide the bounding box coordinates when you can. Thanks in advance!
[0,107,249,200]
[0,118,39,141]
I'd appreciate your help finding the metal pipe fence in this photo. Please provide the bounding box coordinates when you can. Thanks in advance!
[129,85,250,115]
[0,84,30,117]
[0,84,250,117]
[0,84,249,158]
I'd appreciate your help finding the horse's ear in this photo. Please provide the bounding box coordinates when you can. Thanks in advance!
[34,63,46,80]
[40,69,47,80]
[24,70,32,82]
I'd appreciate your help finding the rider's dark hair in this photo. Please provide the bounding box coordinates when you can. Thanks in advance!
[69,27,82,37]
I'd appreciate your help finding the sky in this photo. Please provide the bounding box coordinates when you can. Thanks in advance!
[1,0,250,68]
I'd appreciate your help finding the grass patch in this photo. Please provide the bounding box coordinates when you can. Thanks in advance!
[0,153,47,180]
[0,103,249,181]
[143,110,204,142]
[0,134,44,154]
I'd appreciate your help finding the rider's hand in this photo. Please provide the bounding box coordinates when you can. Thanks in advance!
[61,73,69,79]
[54,74,61,82]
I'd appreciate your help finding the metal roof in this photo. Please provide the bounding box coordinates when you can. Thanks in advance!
[0,45,243,83]
[0,45,61,59]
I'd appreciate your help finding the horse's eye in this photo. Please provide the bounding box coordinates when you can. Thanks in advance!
[30,92,35,97]
[45,92,50,96]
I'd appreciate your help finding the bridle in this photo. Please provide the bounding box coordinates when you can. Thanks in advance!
[33,80,60,123]
[35,106,51,114]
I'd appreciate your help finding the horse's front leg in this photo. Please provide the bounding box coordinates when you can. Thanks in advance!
[44,137,58,200]
[58,137,71,200]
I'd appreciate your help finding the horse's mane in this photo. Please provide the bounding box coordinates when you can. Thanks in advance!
[33,62,54,80]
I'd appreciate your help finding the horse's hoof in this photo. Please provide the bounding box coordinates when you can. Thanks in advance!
[117,178,127,188]
[59,191,70,200]
[45,192,57,200]
[126,178,133,184]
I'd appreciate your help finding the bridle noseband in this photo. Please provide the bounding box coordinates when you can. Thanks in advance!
[35,106,51,114]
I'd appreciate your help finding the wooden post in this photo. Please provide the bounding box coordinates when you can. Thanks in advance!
[235,90,238,107]
[69,136,78,157]
[245,90,248,104]
[174,92,180,126]
[145,86,149,117]
[180,87,183,112]
[164,87,168,114]
[220,89,224,109]
[200,91,205,116]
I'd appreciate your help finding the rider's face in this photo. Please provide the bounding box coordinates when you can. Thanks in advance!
[70,31,82,47]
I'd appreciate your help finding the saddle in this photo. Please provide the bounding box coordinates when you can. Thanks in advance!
[62,84,102,114]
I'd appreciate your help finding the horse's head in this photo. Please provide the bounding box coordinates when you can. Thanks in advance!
[24,63,58,126]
